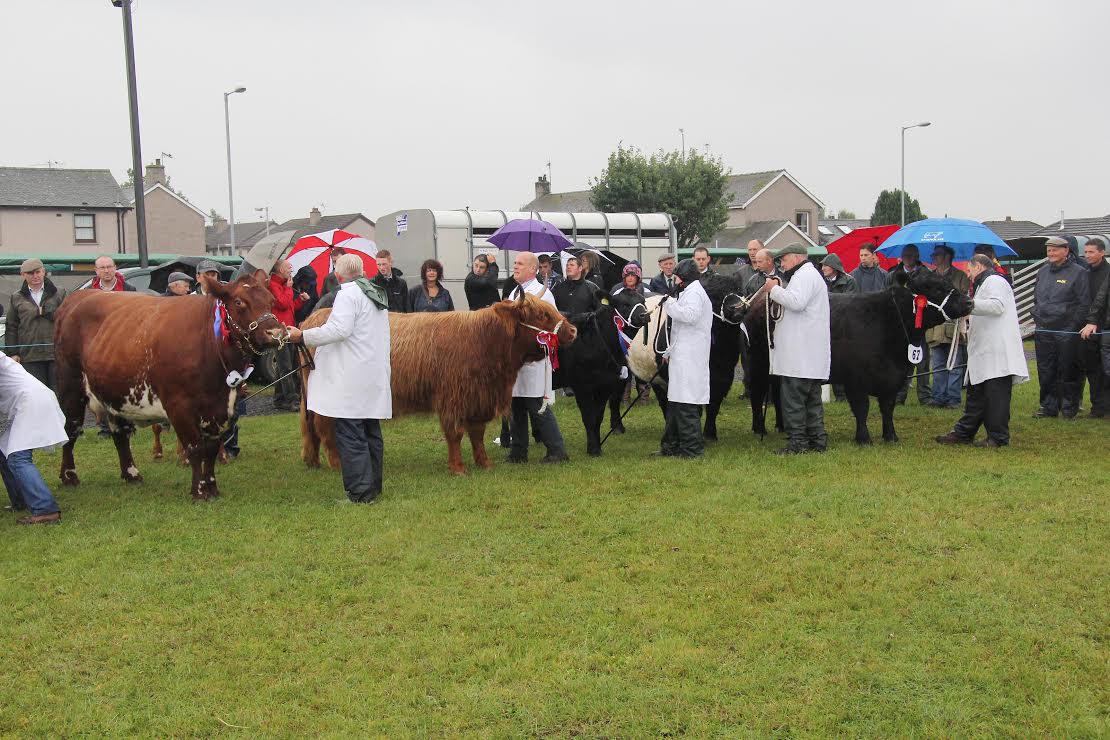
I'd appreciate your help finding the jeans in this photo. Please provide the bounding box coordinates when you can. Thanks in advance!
[930,343,967,407]
[952,376,1014,445]
[509,397,566,460]
[333,418,384,501]
[780,376,828,451]
[1,449,61,516]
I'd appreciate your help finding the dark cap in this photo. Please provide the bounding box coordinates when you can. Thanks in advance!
[1044,236,1068,248]
[673,258,700,284]
[167,271,192,284]
[658,252,676,263]
[196,259,222,274]
[773,243,808,258]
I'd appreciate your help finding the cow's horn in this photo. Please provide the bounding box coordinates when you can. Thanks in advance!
[516,287,528,305]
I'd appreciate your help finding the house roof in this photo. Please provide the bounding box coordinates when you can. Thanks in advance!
[1033,215,1110,236]
[205,220,277,250]
[0,167,126,208]
[700,220,818,250]
[982,219,1043,240]
[521,190,597,212]
[521,169,825,213]
[272,213,375,242]
[817,218,873,245]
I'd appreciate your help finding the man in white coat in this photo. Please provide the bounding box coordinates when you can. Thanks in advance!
[760,243,831,454]
[0,354,67,524]
[508,252,569,464]
[287,254,392,503]
[936,254,1029,448]
[656,258,713,457]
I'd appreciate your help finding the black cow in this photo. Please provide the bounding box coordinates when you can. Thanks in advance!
[554,302,648,456]
[733,292,784,437]
[730,271,974,444]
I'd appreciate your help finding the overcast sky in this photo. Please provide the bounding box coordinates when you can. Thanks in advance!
[4,0,1107,228]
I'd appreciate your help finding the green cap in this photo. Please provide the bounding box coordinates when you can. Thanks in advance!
[773,243,808,258]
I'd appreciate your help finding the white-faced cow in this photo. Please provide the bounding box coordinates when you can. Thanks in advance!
[53,272,285,500]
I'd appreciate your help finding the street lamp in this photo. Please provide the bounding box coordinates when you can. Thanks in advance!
[255,206,271,238]
[111,0,148,266]
[224,86,246,253]
[679,128,685,158]
[900,121,931,225]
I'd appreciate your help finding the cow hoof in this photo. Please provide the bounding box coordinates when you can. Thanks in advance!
[704,432,718,443]
[609,426,625,435]
[883,435,900,444]
[123,474,143,484]
[475,459,494,470]
[588,449,602,457]
[61,470,80,487]
[450,467,467,476]
[855,439,873,446]
[153,452,163,460]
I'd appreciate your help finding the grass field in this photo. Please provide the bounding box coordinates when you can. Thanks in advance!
[2,375,1107,736]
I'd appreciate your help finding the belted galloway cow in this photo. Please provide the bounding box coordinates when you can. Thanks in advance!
[53,272,285,500]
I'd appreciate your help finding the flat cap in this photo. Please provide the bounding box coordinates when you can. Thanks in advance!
[20,258,44,273]
[195,259,222,274]
[658,253,676,263]
[167,271,192,284]
[773,243,809,258]
[1044,236,1069,247]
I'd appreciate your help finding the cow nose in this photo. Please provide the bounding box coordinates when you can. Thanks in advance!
[267,327,287,340]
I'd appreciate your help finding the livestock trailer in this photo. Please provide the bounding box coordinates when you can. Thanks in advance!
[374,209,677,300]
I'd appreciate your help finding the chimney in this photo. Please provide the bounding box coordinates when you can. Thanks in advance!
[212,216,228,232]
[309,206,322,226]
[1004,216,1012,222]
[143,158,167,188]
[535,174,551,201]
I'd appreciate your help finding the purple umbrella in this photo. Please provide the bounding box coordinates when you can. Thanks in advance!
[487,219,572,253]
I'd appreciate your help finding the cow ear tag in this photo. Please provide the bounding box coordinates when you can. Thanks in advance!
[908,345,923,364]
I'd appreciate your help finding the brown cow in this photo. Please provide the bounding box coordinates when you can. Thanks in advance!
[53,272,285,500]
[300,292,576,475]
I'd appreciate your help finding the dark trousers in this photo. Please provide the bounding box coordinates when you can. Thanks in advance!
[22,361,55,392]
[221,398,247,457]
[1079,339,1107,414]
[953,376,1014,445]
[273,345,299,408]
[780,376,828,451]
[333,418,384,501]
[660,402,704,457]
[509,397,565,460]
[1034,333,1080,416]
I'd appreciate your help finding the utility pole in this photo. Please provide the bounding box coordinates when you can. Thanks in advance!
[112,0,148,267]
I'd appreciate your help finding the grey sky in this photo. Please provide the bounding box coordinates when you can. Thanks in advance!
[4,0,1107,228]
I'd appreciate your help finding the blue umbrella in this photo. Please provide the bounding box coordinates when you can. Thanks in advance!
[488,219,572,253]
[876,218,1017,261]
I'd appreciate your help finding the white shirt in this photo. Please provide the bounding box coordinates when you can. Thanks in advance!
[28,286,44,306]
[303,281,392,419]
[664,278,713,404]
[0,355,68,455]
[966,273,1029,386]
[768,261,831,380]
[510,277,557,398]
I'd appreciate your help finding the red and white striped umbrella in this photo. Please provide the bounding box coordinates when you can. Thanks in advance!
[286,229,378,293]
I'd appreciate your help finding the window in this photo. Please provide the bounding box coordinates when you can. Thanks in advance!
[74,213,96,243]
[794,211,810,234]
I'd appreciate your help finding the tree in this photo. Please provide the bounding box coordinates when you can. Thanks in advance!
[208,208,224,224]
[590,145,730,249]
[836,208,857,219]
[870,189,925,226]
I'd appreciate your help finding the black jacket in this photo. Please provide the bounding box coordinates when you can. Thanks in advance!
[1085,258,1109,309]
[648,271,676,295]
[374,267,410,312]
[464,262,501,309]
[292,265,320,323]
[552,277,602,318]
[1085,261,1110,329]
[1032,260,1089,330]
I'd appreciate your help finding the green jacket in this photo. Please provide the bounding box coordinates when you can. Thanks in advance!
[5,278,68,363]
[825,271,858,294]
[925,267,971,347]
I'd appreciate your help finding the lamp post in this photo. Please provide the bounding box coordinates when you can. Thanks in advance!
[900,121,931,225]
[679,128,685,158]
[111,0,148,267]
[255,206,270,238]
[224,86,246,252]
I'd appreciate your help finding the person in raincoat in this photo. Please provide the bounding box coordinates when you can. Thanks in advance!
[760,243,831,454]
[655,258,713,458]
[819,253,858,294]
[0,354,67,524]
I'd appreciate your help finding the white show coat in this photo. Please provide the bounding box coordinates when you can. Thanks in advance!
[303,281,392,420]
[768,261,831,380]
[511,278,557,399]
[663,278,713,405]
[0,354,68,455]
[965,273,1029,386]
